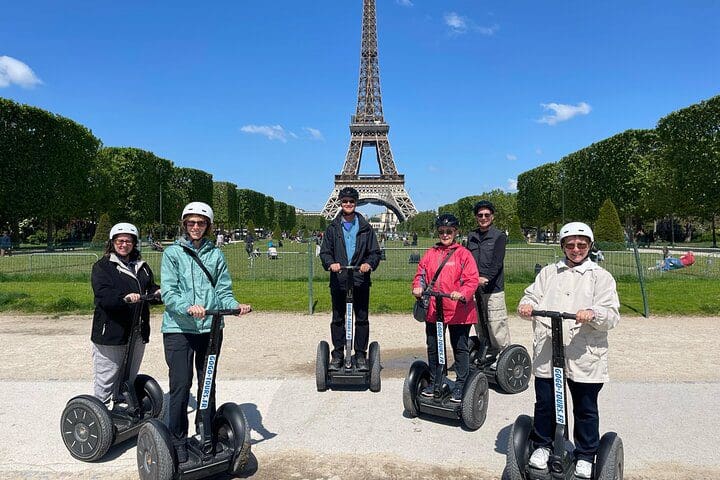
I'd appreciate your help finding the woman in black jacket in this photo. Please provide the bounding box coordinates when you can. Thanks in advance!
[90,222,160,407]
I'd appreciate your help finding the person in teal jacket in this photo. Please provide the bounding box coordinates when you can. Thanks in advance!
[161,201,252,464]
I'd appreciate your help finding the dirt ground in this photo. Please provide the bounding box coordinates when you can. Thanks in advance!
[1,312,718,480]
[1,312,718,384]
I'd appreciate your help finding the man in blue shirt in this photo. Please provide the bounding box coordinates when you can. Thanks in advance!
[319,187,381,371]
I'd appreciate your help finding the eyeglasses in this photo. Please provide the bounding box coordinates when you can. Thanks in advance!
[340,199,356,204]
[476,213,493,218]
[564,242,589,250]
[438,228,455,236]
[185,220,207,227]
[114,239,134,245]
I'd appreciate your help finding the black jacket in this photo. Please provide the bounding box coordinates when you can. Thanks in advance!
[319,212,381,289]
[466,226,506,294]
[90,254,160,345]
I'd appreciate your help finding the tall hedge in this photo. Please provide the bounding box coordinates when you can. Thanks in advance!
[594,198,625,245]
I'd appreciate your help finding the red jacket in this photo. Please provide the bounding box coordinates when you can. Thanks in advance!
[412,242,479,325]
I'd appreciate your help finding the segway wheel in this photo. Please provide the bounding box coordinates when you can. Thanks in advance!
[60,395,114,461]
[137,419,174,480]
[214,402,252,475]
[402,360,430,417]
[506,414,533,480]
[461,371,489,430]
[316,341,330,392]
[595,432,624,480]
[135,374,164,418]
[369,341,381,392]
[495,345,532,394]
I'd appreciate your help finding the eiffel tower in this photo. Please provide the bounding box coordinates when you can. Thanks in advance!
[321,0,417,222]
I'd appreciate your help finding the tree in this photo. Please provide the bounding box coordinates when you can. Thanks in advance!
[92,213,112,245]
[594,199,625,246]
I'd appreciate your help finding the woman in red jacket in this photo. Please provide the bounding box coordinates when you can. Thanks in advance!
[412,213,480,402]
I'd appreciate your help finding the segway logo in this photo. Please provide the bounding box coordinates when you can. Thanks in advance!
[553,366,565,425]
[436,322,446,365]
[345,303,353,340]
[199,355,216,410]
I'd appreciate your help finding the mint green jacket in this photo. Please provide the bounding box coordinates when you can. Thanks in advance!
[160,237,240,334]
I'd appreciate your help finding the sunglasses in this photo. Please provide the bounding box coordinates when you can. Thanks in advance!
[185,220,207,227]
[114,239,134,245]
[340,199,356,204]
[564,242,589,250]
[437,228,455,236]
[476,213,493,218]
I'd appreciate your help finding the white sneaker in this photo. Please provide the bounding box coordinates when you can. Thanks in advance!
[528,447,551,469]
[574,459,593,479]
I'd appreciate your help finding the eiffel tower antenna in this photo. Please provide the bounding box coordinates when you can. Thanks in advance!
[321,0,417,221]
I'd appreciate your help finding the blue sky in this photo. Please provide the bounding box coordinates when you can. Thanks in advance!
[2,1,719,216]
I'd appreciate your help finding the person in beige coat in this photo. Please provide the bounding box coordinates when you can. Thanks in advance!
[517,222,620,480]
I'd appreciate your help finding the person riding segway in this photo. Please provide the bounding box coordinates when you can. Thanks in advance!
[403,214,489,430]
[61,222,163,461]
[510,222,623,479]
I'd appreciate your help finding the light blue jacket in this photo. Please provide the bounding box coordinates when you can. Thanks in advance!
[161,237,240,334]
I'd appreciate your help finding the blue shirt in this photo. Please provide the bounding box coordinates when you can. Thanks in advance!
[342,216,359,263]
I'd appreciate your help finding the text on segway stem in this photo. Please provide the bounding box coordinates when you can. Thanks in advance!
[200,354,216,410]
[553,366,566,425]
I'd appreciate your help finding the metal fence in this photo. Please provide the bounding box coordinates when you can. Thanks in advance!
[1,241,718,315]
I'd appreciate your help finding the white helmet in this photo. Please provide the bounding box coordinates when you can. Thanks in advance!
[559,222,594,243]
[182,202,214,223]
[109,222,139,241]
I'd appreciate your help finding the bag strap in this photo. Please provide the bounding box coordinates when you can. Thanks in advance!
[181,245,217,288]
[427,249,455,291]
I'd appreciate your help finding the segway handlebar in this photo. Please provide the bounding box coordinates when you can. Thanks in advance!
[531,310,576,320]
[339,265,359,271]
[124,293,161,303]
[204,308,252,316]
[424,290,466,303]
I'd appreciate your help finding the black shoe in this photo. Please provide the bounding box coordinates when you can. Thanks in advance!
[355,353,369,371]
[329,356,343,371]
[175,442,188,464]
[449,386,463,403]
[420,385,434,397]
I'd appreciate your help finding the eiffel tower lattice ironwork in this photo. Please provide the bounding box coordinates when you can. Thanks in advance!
[321,0,417,222]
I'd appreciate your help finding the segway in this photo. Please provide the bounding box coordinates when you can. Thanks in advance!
[469,292,532,393]
[61,293,164,461]
[506,310,624,480]
[136,308,252,480]
[316,265,381,392]
[402,290,489,430]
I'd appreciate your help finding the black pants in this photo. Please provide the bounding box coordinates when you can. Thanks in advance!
[163,331,223,446]
[425,322,471,390]
[531,376,603,462]
[330,285,370,359]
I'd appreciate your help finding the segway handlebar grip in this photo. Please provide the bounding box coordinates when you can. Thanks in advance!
[531,310,577,320]
[124,293,160,303]
[424,290,466,303]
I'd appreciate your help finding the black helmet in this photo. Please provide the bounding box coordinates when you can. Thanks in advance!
[473,200,495,215]
[338,186,359,201]
[435,213,459,229]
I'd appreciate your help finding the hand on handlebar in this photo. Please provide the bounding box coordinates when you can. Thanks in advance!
[517,304,534,318]
[330,263,341,273]
[575,309,595,324]
[124,293,141,303]
[412,287,423,298]
[235,304,252,316]
[187,304,206,318]
[359,263,371,273]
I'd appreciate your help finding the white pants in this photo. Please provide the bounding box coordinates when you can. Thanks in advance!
[92,341,145,403]
[475,291,511,350]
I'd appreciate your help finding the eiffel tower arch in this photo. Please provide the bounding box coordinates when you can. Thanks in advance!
[321,0,417,222]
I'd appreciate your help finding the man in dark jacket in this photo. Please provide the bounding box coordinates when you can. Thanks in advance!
[319,187,381,371]
[466,200,511,354]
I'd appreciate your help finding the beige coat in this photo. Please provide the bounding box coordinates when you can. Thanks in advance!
[519,260,620,383]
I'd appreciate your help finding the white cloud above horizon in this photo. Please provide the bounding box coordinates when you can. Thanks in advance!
[506,153,517,161]
[240,124,293,142]
[537,102,591,125]
[0,56,42,88]
[507,178,518,191]
[304,127,324,141]
[396,0,413,6]
[444,12,499,36]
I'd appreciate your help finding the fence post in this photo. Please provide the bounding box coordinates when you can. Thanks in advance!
[632,242,650,317]
[308,240,314,315]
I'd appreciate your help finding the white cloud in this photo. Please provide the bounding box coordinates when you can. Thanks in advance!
[304,127,324,141]
[0,56,42,88]
[396,0,414,6]
[535,147,543,155]
[287,185,293,191]
[444,12,468,34]
[476,24,500,36]
[507,178,518,191]
[506,153,517,161]
[240,124,290,142]
[537,102,591,125]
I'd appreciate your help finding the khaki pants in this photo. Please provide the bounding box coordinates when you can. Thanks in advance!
[474,291,511,350]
